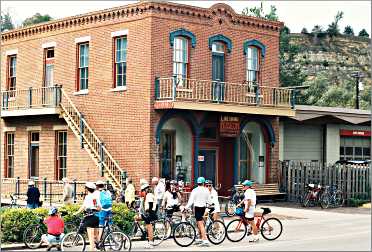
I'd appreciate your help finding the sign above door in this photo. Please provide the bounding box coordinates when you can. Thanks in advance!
[220,115,240,137]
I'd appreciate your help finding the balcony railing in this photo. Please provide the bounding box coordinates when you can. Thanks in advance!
[155,77,294,108]
[2,86,61,111]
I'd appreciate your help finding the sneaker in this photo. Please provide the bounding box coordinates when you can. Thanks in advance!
[199,240,210,247]
[144,242,154,249]
[249,236,259,243]
[194,238,202,245]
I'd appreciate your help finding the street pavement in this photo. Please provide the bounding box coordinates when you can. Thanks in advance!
[3,204,370,251]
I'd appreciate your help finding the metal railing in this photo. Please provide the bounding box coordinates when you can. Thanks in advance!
[1,86,61,110]
[155,77,294,108]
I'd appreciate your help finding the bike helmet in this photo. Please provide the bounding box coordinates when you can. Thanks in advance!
[205,180,212,185]
[48,207,58,216]
[242,180,253,187]
[170,180,177,185]
[85,182,96,190]
[196,177,205,184]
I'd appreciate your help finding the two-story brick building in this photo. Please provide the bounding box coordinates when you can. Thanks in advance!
[1,1,294,194]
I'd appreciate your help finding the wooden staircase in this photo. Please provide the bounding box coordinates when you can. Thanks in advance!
[59,88,126,190]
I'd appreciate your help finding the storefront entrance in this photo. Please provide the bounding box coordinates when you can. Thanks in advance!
[198,149,217,184]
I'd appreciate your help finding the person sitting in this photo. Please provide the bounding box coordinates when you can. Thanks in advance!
[42,207,65,251]
[162,180,181,218]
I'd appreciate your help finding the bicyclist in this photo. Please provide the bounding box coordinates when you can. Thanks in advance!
[162,180,181,218]
[242,180,259,243]
[74,182,101,251]
[96,180,113,242]
[205,180,220,221]
[184,176,210,247]
[138,181,157,249]
[41,207,64,251]
[152,177,165,213]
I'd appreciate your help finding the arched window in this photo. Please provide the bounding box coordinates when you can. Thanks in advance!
[173,36,188,81]
[246,46,259,84]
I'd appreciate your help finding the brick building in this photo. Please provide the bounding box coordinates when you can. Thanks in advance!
[1,1,294,195]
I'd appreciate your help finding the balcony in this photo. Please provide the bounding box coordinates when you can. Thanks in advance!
[1,86,61,117]
[154,77,296,117]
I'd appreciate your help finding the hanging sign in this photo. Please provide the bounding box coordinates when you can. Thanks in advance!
[340,129,371,137]
[220,116,240,137]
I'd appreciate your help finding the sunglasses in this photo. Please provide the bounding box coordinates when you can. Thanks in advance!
[206,185,212,187]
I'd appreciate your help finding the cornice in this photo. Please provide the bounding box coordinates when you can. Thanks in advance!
[1,1,283,42]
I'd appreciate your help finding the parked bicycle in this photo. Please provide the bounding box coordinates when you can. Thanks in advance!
[302,183,324,207]
[61,211,130,251]
[23,212,75,249]
[320,184,344,209]
[226,207,283,242]
[225,187,244,217]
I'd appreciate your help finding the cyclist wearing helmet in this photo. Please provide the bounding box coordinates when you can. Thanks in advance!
[96,180,113,242]
[185,177,210,247]
[242,180,258,242]
[42,207,65,251]
[205,180,220,221]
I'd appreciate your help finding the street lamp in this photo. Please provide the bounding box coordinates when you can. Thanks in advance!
[350,71,364,109]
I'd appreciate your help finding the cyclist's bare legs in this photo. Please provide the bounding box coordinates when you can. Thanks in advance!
[248,219,258,236]
[197,220,207,240]
[146,224,154,242]
[87,227,96,251]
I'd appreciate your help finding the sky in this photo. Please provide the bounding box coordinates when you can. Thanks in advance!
[1,1,371,34]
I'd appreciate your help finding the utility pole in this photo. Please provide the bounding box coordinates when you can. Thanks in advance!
[350,71,364,109]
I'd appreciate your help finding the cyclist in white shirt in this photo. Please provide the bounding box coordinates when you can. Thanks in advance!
[152,177,165,212]
[74,182,102,251]
[185,177,210,247]
[242,180,259,242]
[162,180,181,217]
[205,180,220,221]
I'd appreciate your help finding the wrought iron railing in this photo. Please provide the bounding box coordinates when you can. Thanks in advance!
[155,77,294,108]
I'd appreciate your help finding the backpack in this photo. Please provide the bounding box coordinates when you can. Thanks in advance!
[100,190,113,210]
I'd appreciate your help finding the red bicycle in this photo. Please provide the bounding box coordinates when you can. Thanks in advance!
[302,183,324,207]
[226,207,283,242]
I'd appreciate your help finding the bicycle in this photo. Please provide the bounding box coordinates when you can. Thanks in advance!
[320,184,344,209]
[159,206,183,239]
[302,183,324,207]
[128,211,167,247]
[61,211,130,251]
[225,187,244,217]
[23,212,75,249]
[226,207,283,242]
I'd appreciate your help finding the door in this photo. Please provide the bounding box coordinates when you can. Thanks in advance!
[212,53,225,101]
[160,131,175,180]
[29,144,39,178]
[198,149,217,184]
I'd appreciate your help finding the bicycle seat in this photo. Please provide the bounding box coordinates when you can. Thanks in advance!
[260,207,271,215]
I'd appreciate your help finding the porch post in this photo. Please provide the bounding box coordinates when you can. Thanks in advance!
[28,87,33,108]
[80,114,85,149]
[193,128,200,184]
[155,77,160,100]
[256,85,261,105]
[172,75,177,101]
[233,137,239,185]
[99,142,105,176]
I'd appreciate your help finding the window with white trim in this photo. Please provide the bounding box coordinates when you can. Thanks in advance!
[8,55,17,91]
[44,48,54,87]
[246,46,259,84]
[115,36,127,87]
[56,131,67,180]
[173,37,188,82]
[78,43,89,90]
[5,132,15,178]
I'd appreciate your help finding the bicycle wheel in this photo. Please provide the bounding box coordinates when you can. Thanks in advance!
[61,232,86,251]
[225,200,236,217]
[23,224,45,249]
[226,219,247,242]
[302,192,311,207]
[173,222,196,247]
[320,193,330,209]
[152,220,167,246]
[260,218,283,241]
[103,231,131,251]
[206,220,226,245]
[162,219,172,239]
[334,190,344,207]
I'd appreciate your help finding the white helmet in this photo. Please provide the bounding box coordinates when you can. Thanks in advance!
[96,180,105,186]
[85,182,96,190]
[141,183,150,190]
[151,177,159,183]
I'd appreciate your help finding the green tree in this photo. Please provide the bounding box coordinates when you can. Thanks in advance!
[22,13,52,27]
[1,11,14,31]
[358,29,369,38]
[326,11,344,36]
[311,25,323,34]
[343,25,354,36]
[301,28,308,34]
[241,2,278,21]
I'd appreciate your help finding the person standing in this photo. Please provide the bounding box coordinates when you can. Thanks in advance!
[26,180,40,209]
[242,180,258,243]
[152,177,165,212]
[62,178,74,205]
[74,182,101,252]
[96,180,113,242]
[185,177,210,247]
[205,180,220,221]
[125,178,135,208]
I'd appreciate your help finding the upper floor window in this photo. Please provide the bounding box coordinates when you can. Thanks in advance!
[246,46,259,84]
[212,42,225,54]
[44,48,54,87]
[114,36,127,87]
[78,43,89,91]
[173,37,188,82]
[8,55,16,91]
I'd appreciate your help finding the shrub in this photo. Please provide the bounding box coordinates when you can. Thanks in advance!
[347,198,370,207]
[0,203,135,243]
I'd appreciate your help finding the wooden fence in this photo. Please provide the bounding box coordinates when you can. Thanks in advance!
[280,161,371,202]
